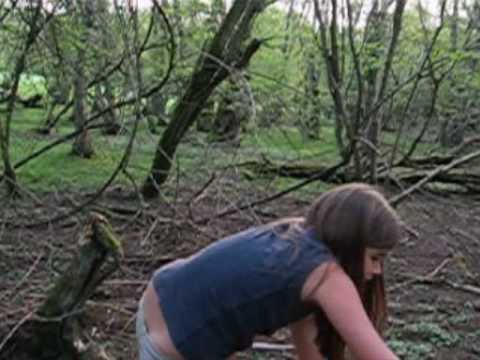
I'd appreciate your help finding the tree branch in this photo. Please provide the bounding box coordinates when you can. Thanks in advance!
[389,149,480,206]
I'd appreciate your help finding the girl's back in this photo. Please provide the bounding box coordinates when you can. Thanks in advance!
[151,225,333,359]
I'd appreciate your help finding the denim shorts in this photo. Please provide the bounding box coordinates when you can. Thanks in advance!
[136,297,175,360]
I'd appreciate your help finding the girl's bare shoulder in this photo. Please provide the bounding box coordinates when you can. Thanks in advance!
[301,260,340,302]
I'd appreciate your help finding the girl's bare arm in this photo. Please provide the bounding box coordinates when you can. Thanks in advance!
[309,264,398,360]
[290,315,325,360]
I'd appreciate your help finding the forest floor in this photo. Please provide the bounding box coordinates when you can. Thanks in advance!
[1,183,480,360]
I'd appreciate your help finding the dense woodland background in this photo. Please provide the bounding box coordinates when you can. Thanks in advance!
[0,0,480,359]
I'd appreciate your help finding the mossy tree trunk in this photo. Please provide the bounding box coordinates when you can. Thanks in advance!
[142,0,267,198]
[25,213,123,360]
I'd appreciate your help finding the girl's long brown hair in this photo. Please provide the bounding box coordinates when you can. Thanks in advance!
[304,183,403,360]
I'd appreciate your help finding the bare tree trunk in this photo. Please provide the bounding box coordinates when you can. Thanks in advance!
[40,17,72,134]
[389,0,446,167]
[450,0,459,52]
[172,0,185,58]
[142,0,267,198]
[102,81,121,135]
[363,1,383,183]
[0,0,46,195]
[314,0,350,159]
[344,0,365,179]
[42,79,71,133]
[96,0,121,135]
[301,50,321,139]
[281,0,296,55]
[366,0,406,183]
[71,0,95,158]
[71,57,94,157]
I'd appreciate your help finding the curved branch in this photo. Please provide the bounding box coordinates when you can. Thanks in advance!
[197,157,350,224]
[345,0,363,132]
[141,0,176,98]
[376,0,406,103]
[399,60,457,164]
[387,0,447,167]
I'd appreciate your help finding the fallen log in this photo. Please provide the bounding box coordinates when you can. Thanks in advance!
[397,136,480,168]
[245,160,333,178]
[380,168,480,191]
[389,149,480,205]
[237,151,480,200]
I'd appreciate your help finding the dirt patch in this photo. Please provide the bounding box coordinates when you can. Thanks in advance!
[1,185,479,359]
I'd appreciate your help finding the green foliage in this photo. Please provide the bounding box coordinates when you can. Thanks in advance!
[18,74,47,98]
[0,72,47,99]
[402,322,459,347]
[142,0,219,85]
[388,321,460,359]
[251,8,294,88]
[387,339,434,359]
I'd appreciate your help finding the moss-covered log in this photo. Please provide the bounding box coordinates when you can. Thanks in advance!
[240,159,333,179]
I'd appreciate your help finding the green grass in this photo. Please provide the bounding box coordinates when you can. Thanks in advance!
[15,144,145,190]
[1,105,440,193]
[2,107,155,191]
[242,125,340,164]
[382,130,438,156]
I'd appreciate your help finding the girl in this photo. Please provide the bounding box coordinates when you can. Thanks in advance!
[136,183,403,360]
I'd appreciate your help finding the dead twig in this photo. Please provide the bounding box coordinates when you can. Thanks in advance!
[0,252,43,303]
[189,173,217,206]
[425,257,452,279]
[444,281,480,296]
[252,341,294,351]
[402,224,419,242]
[141,218,160,246]
[198,159,348,224]
[104,280,148,286]
[388,257,452,292]
[449,227,480,246]
[0,311,33,353]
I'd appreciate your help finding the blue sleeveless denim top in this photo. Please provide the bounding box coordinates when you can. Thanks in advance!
[152,225,334,359]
